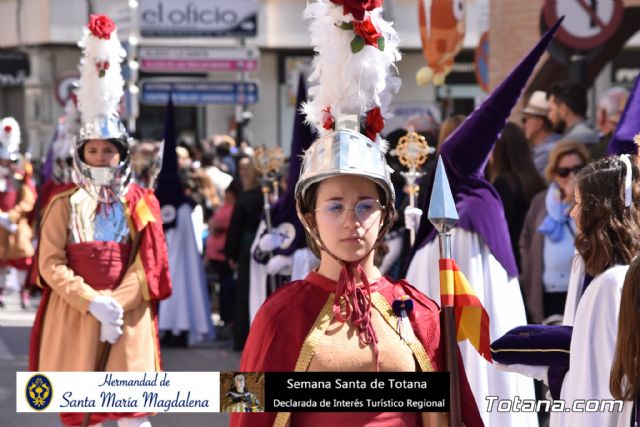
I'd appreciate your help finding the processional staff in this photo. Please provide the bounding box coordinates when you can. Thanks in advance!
[394,127,434,246]
[253,146,285,293]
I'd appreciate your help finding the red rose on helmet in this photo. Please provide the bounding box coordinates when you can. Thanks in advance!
[3,125,11,133]
[88,14,116,40]
[353,18,381,46]
[330,0,382,21]
[364,107,384,140]
[322,106,335,131]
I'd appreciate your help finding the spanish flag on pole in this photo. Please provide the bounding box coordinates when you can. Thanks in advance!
[439,258,492,362]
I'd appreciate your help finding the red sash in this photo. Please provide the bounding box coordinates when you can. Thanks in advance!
[66,242,131,291]
[0,188,17,211]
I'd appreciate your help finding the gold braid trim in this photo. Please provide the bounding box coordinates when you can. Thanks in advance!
[272,295,334,427]
[371,293,453,426]
[491,348,570,354]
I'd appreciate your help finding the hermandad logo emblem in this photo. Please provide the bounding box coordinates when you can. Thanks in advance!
[26,374,53,410]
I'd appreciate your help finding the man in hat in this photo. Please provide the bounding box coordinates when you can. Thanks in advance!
[521,90,561,176]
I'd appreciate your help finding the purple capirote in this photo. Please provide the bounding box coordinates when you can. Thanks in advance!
[410,18,564,278]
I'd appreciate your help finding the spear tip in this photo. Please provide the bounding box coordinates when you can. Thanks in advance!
[428,156,459,233]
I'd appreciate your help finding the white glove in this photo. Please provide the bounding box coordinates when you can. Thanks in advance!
[100,321,123,344]
[0,213,16,233]
[404,207,423,231]
[267,255,292,275]
[258,232,285,252]
[88,296,124,325]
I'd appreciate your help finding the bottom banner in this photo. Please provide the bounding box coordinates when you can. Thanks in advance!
[17,372,220,413]
[17,371,449,413]
[264,372,450,412]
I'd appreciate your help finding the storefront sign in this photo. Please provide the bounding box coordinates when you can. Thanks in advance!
[139,46,259,72]
[140,79,259,105]
[139,0,257,37]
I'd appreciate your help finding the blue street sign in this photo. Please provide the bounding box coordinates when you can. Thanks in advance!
[140,79,259,105]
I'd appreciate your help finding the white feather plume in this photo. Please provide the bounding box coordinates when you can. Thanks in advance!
[53,98,80,160]
[0,117,21,154]
[76,26,125,123]
[302,0,401,137]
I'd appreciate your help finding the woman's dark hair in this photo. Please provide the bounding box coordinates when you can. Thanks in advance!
[489,122,546,203]
[574,156,640,276]
[610,254,640,400]
[225,179,242,197]
[548,80,588,117]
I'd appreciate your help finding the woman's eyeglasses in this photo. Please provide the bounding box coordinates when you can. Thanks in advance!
[315,199,383,224]
[556,164,585,178]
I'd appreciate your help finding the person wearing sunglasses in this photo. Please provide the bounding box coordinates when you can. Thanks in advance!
[520,140,590,325]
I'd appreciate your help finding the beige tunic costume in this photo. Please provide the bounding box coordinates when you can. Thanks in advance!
[36,189,158,372]
[0,175,35,261]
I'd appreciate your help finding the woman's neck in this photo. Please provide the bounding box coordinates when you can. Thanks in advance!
[316,251,381,282]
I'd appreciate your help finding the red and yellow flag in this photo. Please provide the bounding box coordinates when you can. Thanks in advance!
[439,258,492,362]
[132,190,158,232]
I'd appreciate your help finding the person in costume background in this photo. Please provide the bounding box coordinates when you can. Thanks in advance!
[231,1,482,426]
[249,74,318,323]
[548,156,639,426]
[156,97,214,348]
[610,254,640,426]
[28,14,171,427]
[0,117,36,309]
[406,19,565,426]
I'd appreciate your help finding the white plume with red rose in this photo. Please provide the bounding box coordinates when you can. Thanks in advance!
[76,14,126,124]
[0,117,21,155]
[301,0,401,146]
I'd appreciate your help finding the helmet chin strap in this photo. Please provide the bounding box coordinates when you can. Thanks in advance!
[296,200,395,371]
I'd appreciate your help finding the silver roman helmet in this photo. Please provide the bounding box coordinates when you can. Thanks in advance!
[295,115,395,211]
[73,114,131,201]
[294,0,402,252]
[72,14,130,202]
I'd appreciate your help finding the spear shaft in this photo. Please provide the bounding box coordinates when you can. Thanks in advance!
[428,157,461,427]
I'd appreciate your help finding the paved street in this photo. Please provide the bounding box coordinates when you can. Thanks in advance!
[1,291,240,427]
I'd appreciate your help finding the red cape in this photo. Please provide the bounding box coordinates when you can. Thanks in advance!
[230,272,483,427]
[38,180,73,216]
